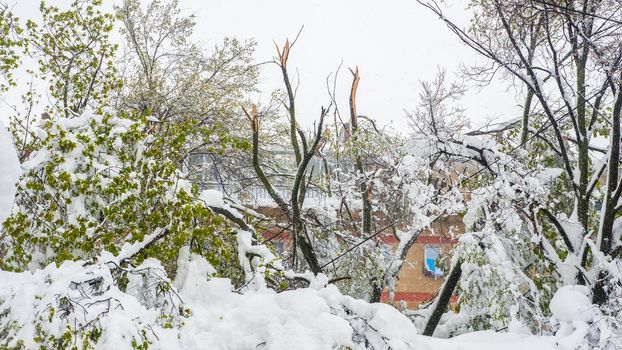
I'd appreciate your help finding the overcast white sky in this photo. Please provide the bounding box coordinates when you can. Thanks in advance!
[5,0,522,130]
[179,0,523,129]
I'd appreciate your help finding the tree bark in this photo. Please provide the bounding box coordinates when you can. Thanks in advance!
[423,260,462,336]
[593,74,622,305]
[520,89,534,146]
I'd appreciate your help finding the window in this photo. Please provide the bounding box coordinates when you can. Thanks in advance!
[424,246,444,278]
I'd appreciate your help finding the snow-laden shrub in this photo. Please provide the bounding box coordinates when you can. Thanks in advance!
[0,258,184,349]
[554,264,622,349]
[451,231,545,334]
[0,109,236,274]
[302,210,390,301]
[0,246,421,350]
[434,169,559,336]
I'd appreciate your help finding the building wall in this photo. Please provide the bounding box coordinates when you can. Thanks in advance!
[380,215,463,309]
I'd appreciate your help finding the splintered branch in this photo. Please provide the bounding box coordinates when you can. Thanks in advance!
[349,66,360,130]
[275,34,309,207]
[275,36,303,165]
[242,104,289,214]
[348,67,372,235]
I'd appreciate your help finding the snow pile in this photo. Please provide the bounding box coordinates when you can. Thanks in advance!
[0,250,561,350]
[550,285,593,324]
[549,285,618,350]
[198,189,241,218]
[547,284,622,350]
[0,249,415,349]
[0,258,182,349]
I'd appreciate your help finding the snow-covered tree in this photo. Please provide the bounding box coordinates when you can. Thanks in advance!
[0,3,22,94]
[26,0,119,118]
[116,0,258,187]
[1,109,238,275]
[412,2,622,344]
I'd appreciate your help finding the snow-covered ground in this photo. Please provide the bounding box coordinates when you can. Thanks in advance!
[0,254,558,350]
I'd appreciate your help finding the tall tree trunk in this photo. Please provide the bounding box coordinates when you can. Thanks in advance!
[576,60,589,234]
[593,75,622,305]
[576,57,592,287]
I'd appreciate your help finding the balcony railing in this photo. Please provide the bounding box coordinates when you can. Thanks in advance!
[197,182,326,204]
